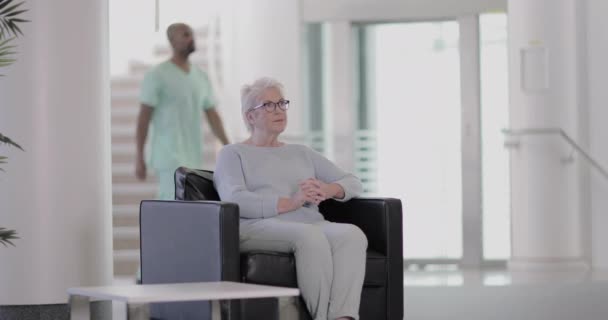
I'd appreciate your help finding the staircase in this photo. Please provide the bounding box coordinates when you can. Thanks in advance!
[111,63,155,278]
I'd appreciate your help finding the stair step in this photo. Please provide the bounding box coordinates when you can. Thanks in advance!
[114,204,140,216]
[112,89,140,99]
[113,251,140,278]
[113,214,139,228]
[112,108,139,118]
[113,143,137,154]
[112,126,136,136]
[112,163,156,176]
[114,249,140,261]
[129,62,152,76]
[111,135,134,145]
[113,184,157,197]
[111,114,137,126]
[112,152,135,164]
[113,173,158,185]
[113,204,140,227]
[114,226,139,239]
[111,97,139,109]
[111,126,137,145]
[112,162,156,172]
[114,237,140,251]
[111,75,142,89]
[113,192,156,207]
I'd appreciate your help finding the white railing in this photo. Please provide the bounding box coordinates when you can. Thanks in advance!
[502,127,608,180]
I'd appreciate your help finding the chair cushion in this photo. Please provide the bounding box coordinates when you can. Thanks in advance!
[241,249,387,288]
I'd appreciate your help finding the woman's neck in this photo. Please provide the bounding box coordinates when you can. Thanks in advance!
[245,133,282,147]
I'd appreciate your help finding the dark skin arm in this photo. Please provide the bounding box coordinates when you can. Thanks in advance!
[205,108,230,145]
[135,104,153,180]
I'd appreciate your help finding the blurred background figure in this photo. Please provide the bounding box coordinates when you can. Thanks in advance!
[135,22,229,200]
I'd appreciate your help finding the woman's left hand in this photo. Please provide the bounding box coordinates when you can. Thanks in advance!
[299,178,344,203]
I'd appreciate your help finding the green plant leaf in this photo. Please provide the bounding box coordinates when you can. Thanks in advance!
[0,35,14,47]
[8,21,22,36]
[0,0,27,39]
[0,0,13,13]
[0,2,23,16]
[0,133,23,150]
[0,36,14,73]
[0,20,10,38]
[0,44,16,52]
[5,8,25,18]
[0,227,19,247]
[9,18,28,24]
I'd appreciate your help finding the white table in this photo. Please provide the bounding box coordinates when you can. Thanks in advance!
[67,281,300,320]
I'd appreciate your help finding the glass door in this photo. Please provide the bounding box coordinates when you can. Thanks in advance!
[365,21,463,259]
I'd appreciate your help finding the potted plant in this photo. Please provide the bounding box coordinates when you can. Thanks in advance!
[0,0,29,247]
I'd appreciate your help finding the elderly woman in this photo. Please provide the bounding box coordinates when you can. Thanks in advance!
[213,77,367,320]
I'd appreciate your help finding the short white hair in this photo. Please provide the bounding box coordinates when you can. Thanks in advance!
[240,77,285,131]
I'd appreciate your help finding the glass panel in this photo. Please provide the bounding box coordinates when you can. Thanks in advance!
[480,13,511,260]
[367,21,463,259]
[303,23,326,153]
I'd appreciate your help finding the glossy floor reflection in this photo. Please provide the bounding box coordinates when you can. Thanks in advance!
[404,267,608,320]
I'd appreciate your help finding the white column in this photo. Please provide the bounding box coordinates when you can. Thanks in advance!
[0,0,112,305]
[507,0,587,270]
[322,22,355,171]
[587,0,608,270]
[229,0,304,141]
[459,16,483,268]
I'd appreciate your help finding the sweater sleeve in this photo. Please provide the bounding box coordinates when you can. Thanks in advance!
[213,147,279,219]
[307,147,363,202]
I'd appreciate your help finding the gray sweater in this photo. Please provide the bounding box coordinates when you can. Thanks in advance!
[213,143,363,222]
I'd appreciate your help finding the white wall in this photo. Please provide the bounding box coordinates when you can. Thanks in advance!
[586,0,608,269]
[302,0,506,22]
[223,0,304,140]
[0,0,112,305]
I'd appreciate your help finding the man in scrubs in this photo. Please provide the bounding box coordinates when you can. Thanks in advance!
[135,22,229,199]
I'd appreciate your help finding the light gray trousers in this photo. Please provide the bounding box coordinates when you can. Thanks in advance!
[240,214,368,320]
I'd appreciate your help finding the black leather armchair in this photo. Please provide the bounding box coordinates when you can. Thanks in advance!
[140,167,403,320]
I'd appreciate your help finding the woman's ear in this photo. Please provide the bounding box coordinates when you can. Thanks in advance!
[246,111,255,126]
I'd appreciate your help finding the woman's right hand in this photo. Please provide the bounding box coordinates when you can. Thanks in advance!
[290,185,320,208]
[278,185,319,214]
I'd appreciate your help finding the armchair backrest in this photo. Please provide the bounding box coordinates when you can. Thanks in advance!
[175,167,220,201]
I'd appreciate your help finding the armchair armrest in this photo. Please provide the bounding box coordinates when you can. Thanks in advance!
[319,197,403,257]
[139,200,240,319]
[319,197,404,320]
[140,200,240,283]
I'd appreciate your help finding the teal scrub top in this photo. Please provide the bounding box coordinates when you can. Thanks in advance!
[139,61,216,170]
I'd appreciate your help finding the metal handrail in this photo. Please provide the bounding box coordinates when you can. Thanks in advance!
[502,127,608,180]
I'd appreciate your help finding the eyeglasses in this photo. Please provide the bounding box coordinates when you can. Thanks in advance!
[250,100,290,113]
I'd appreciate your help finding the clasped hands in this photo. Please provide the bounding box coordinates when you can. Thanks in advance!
[291,178,334,208]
